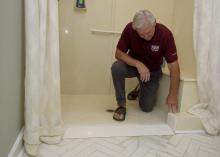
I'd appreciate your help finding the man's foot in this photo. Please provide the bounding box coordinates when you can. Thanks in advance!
[113,106,126,121]
[127,84,140,100]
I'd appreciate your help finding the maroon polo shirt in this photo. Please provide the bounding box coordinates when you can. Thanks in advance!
[117,22,178,71]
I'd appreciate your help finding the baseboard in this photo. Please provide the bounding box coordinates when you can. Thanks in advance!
[7,127,24,157]
[175,130,205,134]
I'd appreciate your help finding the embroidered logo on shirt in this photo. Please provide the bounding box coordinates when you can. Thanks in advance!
[151,45,160,52]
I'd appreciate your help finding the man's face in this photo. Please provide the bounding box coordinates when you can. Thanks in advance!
[136,24,155,41]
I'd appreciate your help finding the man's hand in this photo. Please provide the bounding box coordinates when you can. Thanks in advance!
[166,94,178,113]
[115,49,150,82]
[135,61,150,82]
[167,61,180,113]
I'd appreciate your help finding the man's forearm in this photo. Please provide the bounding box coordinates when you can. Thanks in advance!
[115,49,139,67]
[168,61,180,96]
[115,49,151,82]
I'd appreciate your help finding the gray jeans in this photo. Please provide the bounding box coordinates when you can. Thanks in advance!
[111,61,162,112]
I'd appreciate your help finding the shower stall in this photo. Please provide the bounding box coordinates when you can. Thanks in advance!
[58,0,202,138]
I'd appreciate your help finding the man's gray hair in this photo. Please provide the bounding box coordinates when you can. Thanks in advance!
[132,10,156,30]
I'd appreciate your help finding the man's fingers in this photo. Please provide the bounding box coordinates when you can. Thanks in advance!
[140,72,146,82]
[147,72,150,81]
[170,104,177,113]
[167,103,175,113]
[142,71,150,82]
[138,65,150,82]
[144,73,147,82]
[171,104,174,113]
[172,104,178,113]
[168,103,172,112]
[140,73,144,82]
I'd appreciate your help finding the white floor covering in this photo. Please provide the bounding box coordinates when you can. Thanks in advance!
[62,94,173,138]
[23,133,220,157]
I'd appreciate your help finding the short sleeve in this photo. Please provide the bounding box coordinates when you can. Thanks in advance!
[116,24,131,53]
[163,32,178,63]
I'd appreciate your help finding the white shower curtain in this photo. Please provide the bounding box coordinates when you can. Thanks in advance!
[189,0,220,135]
[24,0,63,156]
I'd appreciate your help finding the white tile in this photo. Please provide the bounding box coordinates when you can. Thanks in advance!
[60,139,85,152]
[38,143,65,156]
[169,135,183,145]
[175,137,191,153]
[130,145,150,157]
[157,151,176,157]
[185,141,200,157]
[91,144,125,157]
[143,152,157,157]
[23,134,220,157]
[62,140,93,157]
[139,139,181,157]
[121,139,138,156]
[196,148,209,157]
[199,146,220,157]
[102,137,128,145]
[91,138,124,152]
[74,145,96,157]
[121,137,137,147]
[38,147,60,157]
[89,151,110,157]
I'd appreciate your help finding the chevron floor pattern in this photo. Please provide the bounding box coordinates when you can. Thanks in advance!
[23,133,220,157]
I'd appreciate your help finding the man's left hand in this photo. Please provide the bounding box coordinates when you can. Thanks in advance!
[166,94,178,113]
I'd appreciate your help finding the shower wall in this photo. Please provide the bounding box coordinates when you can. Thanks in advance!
[173,0,196,79]
[59,0,195,95]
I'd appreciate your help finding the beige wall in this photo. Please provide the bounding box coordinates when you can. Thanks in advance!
[173,0,196,78]
[59,0,177,94]
[59,0,195,95]
[0,0,24,156]
[59,0,114,94]
[113,0,175,31]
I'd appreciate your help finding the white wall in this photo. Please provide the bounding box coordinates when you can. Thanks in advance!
[0,0,24,156]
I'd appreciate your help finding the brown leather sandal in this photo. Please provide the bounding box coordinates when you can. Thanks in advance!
[113,106,126,121]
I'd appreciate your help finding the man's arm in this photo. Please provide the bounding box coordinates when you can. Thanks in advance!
[115,49,150,82]
[115,49,137,67]
[167,60,180,113]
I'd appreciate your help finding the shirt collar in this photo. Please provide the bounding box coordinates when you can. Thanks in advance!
[150,23,159,42]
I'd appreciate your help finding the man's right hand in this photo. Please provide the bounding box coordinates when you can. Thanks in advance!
[135,61,150,82]
[115,49,150,82]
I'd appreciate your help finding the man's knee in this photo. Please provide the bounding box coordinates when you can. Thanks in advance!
[111,61,126,75]
[139,99,155,112]
[138,83,159,112]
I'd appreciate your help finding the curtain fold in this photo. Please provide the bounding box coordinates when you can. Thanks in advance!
[24,0,63,155]
[189,0,220,135]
